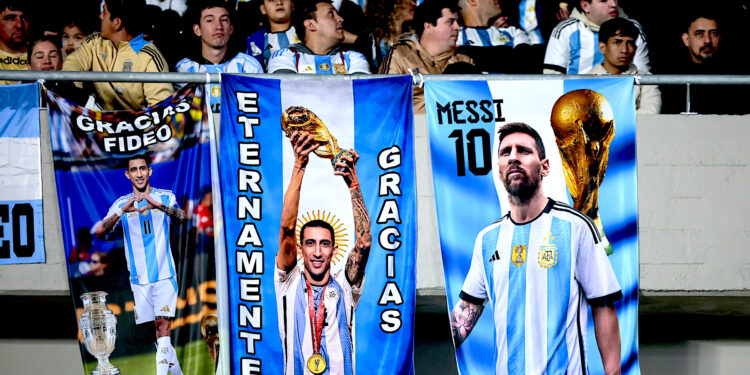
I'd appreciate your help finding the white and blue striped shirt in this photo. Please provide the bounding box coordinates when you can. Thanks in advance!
[175,52,262,112]
[107,188,179,286]
[267,44,370,74]
[247,27,301,70]
[461,199,621,374]
[543,16,649,74]
[457,26,530,48]
[275,264,359,375]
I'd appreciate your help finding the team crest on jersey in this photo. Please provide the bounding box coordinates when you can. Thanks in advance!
[211,85,221,97]
[538,233,558,269]
[495,31,511,45]
[318,63,331,71]
[123,60,133,72]
[511,245,527,267]
[333,63,346,74]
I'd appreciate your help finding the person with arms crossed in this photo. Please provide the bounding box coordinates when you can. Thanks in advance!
[276,131,372,374]
[176,0,262,113]
[267,0,370,74]
[450,122,622,374]
[95,154,185,375]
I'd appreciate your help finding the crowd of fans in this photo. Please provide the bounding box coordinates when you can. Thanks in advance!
[1,0,749,114]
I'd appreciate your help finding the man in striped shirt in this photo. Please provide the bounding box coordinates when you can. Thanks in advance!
[543,0,649,74]
[95,154,186,375]
[275,132,371,375]
[267,0,370,74]
[450,122,622,374]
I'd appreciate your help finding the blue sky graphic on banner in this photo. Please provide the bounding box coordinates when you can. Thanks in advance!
[0,82,44,265]
[218,75,415,374]
[425,77,639,375]
[47,85,218,374]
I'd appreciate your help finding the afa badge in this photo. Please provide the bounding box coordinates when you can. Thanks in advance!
[333,63,346,74]
[511,245,527,267]
[123,60,133,72]
[211,85,221,98]
[318,63,331,71]
[538,233,558,269]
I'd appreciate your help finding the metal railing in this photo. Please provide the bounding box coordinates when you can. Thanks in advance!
[1,70,750,85]
[2,70,749,114]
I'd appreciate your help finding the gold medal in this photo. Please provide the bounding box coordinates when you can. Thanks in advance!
[306,353,327,374]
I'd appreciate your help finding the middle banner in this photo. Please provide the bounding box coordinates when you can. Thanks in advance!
[218,75,416,374]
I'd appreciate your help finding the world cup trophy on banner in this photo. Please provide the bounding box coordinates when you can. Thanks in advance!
[281,106,355,183]
[79,291,120,375]
[550,89,615,255]
[201,314,220,372]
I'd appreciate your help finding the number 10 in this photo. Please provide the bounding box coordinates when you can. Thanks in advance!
[448,129,492,176]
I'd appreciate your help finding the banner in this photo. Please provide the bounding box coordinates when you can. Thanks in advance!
[218,75,416,374]
[0,82,44,265]
[426,77,639,374]
[48,85,219,374]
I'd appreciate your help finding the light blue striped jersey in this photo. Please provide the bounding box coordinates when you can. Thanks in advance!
[267,44,370,74]
[275,264,360,375]
[457,26,530,48]
[460,199,621,374]
[106,188,179,285]
[246,27,301,70]
[543,16,649,74]
[518,0,544,44]
[175,52,262,113]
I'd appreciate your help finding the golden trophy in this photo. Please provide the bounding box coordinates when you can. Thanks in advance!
[550,89,615,255]
[281,106,354,182]
[200,314,219,372]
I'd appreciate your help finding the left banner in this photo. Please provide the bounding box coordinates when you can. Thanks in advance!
[0,82,44,265]
[48,85,219,374]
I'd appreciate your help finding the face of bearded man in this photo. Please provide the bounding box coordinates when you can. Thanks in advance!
[498,132,547,203]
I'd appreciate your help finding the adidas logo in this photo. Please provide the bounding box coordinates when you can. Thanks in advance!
[159,359,169,365]
[160,306,170,313]
[489,250,501,262]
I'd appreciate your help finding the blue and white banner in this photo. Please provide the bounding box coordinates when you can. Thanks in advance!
[426,77,639,375]
[0,82,44,265]
[218,75,416,374]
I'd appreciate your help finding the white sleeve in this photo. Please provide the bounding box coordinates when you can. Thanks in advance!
[574,221,621,302]
[631,19,651,72]
[242,56,264,74]
[275,260,300,287]
[105,199,122,219]
[267,48,298,73]
[460,232,489,302]
[511,27,531,47]
[345,51,371,74]
[543,21,572,74]
[168,192,178,208]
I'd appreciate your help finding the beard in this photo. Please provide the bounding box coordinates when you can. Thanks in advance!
[503,169,540,204]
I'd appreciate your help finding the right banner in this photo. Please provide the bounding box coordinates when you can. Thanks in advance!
[425,77,639,375]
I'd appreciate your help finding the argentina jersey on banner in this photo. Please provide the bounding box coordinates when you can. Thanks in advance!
[425,77,639,375]
[218,75,416,374]
[0,82,44,264]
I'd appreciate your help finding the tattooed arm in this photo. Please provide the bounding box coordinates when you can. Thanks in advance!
[336,150,372,290]
[140,193,187,221]
[94,196,138,237]
[450,297,485,348]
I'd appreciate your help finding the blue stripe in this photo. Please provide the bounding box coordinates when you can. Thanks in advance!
[121,201,139,284]
[592,31,604,66]
[138,200,159,283]
[568,30,581,74]
[0,83,40,138]
[477,29,492,47]
[160,194,176,279]
[169,276,178,292]
[293,277,307,374]
[278,31,291,49]
[507,224,530,375]
[546,217,572,372]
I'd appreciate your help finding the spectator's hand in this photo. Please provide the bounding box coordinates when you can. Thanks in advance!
[556,3,570,22]
[492,16,510,29]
